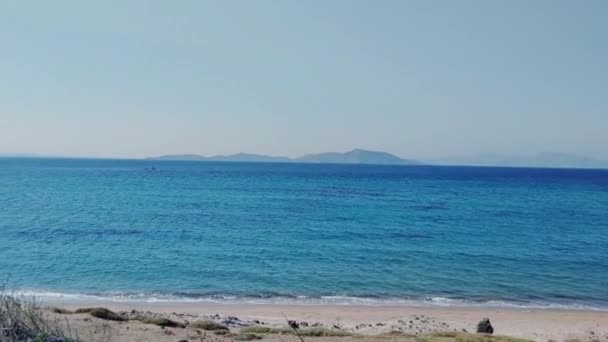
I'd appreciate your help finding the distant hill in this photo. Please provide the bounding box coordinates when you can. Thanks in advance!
[207,153,290,162]
[295,149,418,165]
[148,149,419,165]
[435,152,608,169]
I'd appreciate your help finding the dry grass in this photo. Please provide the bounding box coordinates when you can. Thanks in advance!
[296,328,353,337]
[415,332,532,342]
[241,325,353,337]
[0,287,74,342]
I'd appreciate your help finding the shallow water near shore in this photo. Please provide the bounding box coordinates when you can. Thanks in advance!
[1,158,607,309]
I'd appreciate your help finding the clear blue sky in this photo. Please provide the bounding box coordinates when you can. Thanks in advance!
[1,0,607,159]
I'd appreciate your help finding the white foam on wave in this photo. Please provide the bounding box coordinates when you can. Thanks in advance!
[12,290,608,311]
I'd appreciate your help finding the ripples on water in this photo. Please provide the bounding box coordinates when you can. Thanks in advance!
[0,158,607,309]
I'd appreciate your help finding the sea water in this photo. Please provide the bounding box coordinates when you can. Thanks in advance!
[0,158,607,309]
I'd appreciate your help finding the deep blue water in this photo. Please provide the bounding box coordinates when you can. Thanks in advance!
[1,158,607,308]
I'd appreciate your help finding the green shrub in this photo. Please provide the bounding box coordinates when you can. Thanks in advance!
[49,307,73,314]
[132,315,185,328]
[189,320,229,331]
[240,326,273,334]
[235,333,263,340]
[74,307,126,321]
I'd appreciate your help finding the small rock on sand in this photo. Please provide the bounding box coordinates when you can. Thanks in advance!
[477,318,494,334]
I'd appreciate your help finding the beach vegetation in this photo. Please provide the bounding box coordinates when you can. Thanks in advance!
[74,307,126,321]
[241,325,353,337]
[189,320,229,331]
[235,332,264,340]
[49,307,74,314]
[240,326,274,334]
[0,289,74,342]
[415,332,532,342]
[297,328,353,337]
[132,315,185,328]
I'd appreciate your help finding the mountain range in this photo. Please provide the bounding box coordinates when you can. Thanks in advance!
[2,150,606,169]
[148,149,419,165]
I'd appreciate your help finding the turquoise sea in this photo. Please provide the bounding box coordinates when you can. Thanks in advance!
[0,158,607,309]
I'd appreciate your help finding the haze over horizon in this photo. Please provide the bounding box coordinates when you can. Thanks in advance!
[1,1,607,160]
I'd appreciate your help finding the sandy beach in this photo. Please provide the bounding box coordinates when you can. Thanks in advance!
[39,300,608,342]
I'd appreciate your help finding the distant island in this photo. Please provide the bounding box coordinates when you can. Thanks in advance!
[3,150,606,169]
[148,148,420,165]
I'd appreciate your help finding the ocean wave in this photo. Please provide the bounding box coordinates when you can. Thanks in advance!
[11,290,608,311]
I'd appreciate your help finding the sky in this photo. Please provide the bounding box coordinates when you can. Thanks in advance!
[1,0,607,160]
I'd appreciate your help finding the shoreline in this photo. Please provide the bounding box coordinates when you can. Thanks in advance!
[40,299,608,341]
[19,290,608,312]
